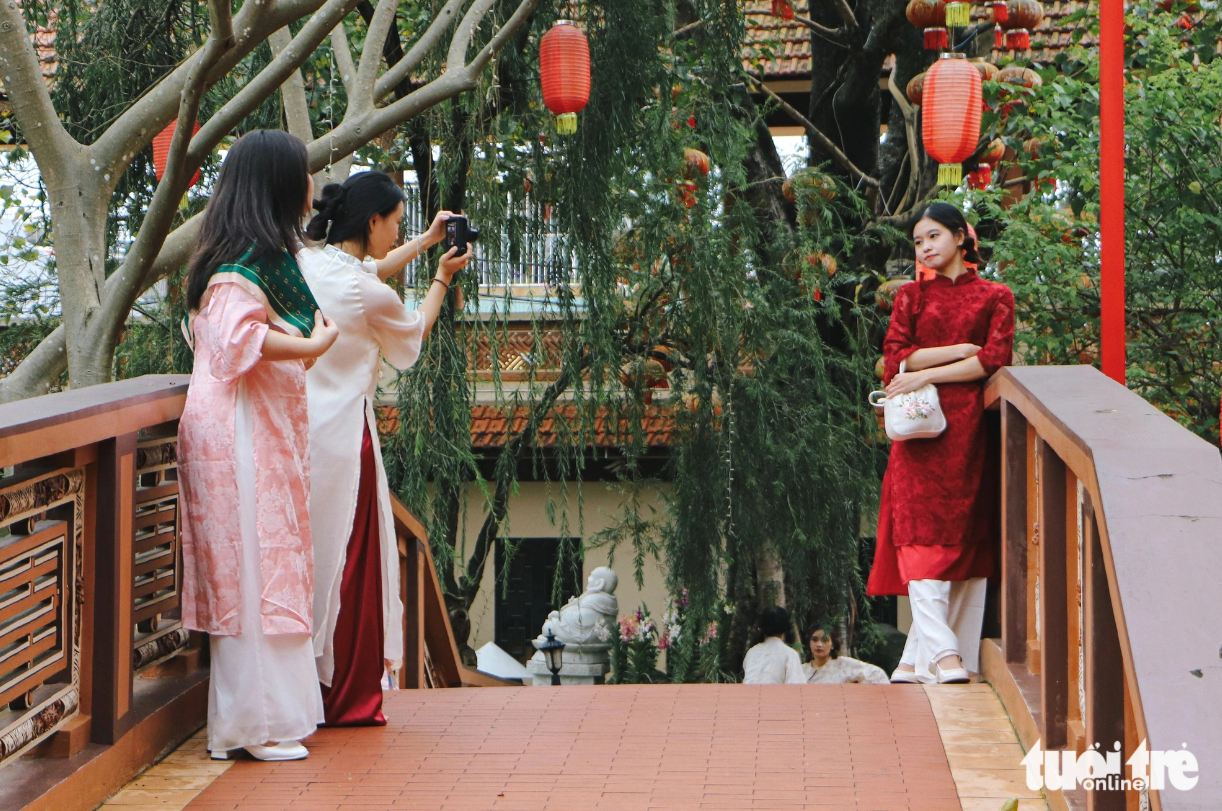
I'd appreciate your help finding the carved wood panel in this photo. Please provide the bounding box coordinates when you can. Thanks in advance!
[132,434,186,670]
[0,468,83,763]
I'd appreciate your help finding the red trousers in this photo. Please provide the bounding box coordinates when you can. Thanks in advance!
[321,423,387,726]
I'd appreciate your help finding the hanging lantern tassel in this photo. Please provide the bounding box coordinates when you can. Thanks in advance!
[1006,28,1030,49]
[945,1,971,27]
[924,27,949,49]
[539,21,591,135]
[922,53,983,188]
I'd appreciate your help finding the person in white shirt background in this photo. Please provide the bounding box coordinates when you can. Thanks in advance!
[741,606,806,685]
[298,171,469,726]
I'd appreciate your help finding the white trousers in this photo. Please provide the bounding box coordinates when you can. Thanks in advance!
[900,577,987,683]
[207,381,324,753]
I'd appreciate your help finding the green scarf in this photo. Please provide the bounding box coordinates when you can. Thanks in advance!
[211,248,320,338]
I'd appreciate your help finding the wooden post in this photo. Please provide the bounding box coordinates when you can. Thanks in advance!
[91,433,137,744]
[1038,437,1069,749]
[1002,401,1028,663]
[401,539,427,689]
[1100,0,1126,383]
[1085,500,1126,811]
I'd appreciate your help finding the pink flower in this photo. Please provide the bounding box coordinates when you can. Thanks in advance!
[702,621,718,643]
[619,615,638,642]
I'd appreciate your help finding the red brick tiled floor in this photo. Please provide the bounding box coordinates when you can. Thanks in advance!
[183,684,961,810]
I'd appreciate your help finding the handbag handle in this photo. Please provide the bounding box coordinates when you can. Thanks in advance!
[868,360,910,407]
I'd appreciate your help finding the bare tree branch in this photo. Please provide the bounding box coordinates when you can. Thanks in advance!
[465,0,539,76]
[191,0,358,166]
[886,67,921,213]
[0,325,66,403]
[792,15,847,41]
[447,0,496,72]
[269,27,315,143]
[674,19,704,38]
[331,18,359,93]
[0,2,77,165]
[104,0,236,330]
[353,0,398,109]
[374,0,466,102]
[826,0,859,28]
[746,73,879,188]
[89,0,303,174]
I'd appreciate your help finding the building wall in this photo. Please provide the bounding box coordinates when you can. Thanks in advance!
[458,481,671,654]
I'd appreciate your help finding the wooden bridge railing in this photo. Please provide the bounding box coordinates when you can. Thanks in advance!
[0,375,497,811]
[984,366,1222,811]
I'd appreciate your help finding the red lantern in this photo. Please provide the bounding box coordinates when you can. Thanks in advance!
[922,53,982,187]
[771,0,796,20]
[906,0,948,50]
[1000,0,1042,50]
[152,119,201,188]
[906,72,926,106]
[991,0,1008,22]
[967,165,992,189]
[683,148,710,178]
[539,21,590,135]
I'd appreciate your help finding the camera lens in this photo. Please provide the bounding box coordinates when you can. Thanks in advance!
[467,226,480,243]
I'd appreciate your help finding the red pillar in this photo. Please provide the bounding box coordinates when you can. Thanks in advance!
[1099,0,1126,383]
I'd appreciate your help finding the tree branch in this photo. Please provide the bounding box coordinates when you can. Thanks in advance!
[269,27,315,143]
[0,325,66,403]
[746,72,879,188]
[0,2,77,166]
[792,14,848,41]
[90,0,304,174]
[374,0,465,102]
[353,0,397,110]
[101,0,235,342]
[886,67,921,213]
[825,0,859,28]
[447,0,496,72]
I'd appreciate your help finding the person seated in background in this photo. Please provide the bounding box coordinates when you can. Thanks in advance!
[801,623,889,684]
[742,606,806,684]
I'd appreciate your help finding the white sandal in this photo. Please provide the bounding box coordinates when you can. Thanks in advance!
[890,667,923,684]
[211,741,309,761]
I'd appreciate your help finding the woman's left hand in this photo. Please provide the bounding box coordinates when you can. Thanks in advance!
[885,370,931,398]
[423,210,455,247]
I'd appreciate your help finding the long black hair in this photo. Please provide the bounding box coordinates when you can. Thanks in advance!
[186,130,310,311]
[305,170,407,249]
[913,201,983,265]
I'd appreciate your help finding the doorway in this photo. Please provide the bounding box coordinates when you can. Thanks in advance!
[494,538,583,663]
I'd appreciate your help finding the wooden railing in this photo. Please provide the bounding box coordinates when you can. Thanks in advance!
[983,366,1222,811]
[0,375,502,811]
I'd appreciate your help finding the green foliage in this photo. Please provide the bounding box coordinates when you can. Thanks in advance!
[971,3,1222,443]
[608,606,662,684]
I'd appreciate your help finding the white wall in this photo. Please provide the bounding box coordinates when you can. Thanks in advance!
[458,480,671,653]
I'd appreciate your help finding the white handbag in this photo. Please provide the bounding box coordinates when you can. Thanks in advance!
[868,360,946,441]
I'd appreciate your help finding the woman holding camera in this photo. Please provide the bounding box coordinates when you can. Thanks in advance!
[298,171,469,725]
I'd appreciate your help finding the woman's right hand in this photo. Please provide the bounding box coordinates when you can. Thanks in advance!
[436,245,472,284]
[310,311,339,356]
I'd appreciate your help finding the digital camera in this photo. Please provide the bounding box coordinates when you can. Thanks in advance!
[444,215,480,257]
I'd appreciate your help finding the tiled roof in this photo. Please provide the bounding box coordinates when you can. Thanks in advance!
[377,404,676,450]
[743,0,1091,81]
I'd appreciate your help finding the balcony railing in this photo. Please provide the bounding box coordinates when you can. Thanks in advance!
[983,366,1222,811]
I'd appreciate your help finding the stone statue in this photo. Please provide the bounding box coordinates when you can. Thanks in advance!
[526,566,619,686]
[540,566,619,648]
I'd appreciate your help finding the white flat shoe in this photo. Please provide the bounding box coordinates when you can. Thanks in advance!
[211,741,309,761]
[890,667,922,684]
[935,664,970,684]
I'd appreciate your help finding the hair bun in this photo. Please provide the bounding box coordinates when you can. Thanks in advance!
[306,183,347,241]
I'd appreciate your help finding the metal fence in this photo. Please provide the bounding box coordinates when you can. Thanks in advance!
[397,182,576,289]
